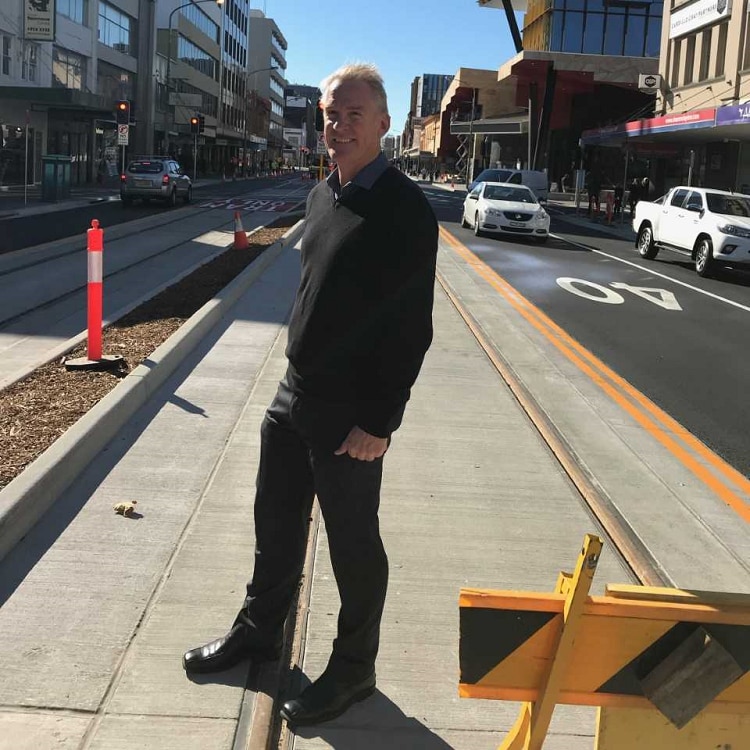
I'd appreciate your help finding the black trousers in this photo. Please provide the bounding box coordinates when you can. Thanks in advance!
[236,377,388,679]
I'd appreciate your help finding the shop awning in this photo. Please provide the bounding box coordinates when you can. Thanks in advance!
[581,108,717,146]
[2,86,112,115]
[450,113,528,136]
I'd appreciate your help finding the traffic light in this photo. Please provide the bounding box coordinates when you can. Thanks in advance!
[190,115,200,134]
[315,98,324,132]
[115,100,130,125]
[198,114,205,133]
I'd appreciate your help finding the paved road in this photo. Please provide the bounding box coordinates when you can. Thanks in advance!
[0,176,304,253]
[425,186,750,479]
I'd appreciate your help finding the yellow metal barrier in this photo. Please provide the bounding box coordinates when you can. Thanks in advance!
[459,535,750,749]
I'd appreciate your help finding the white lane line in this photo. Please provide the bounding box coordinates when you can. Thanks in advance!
[549,233,750,314]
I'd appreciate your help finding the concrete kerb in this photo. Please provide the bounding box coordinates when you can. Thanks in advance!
[0,218,306,564]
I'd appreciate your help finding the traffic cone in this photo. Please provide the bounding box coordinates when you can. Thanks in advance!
[233,211,249,250]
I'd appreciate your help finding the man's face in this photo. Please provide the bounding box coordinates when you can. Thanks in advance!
[323,79,390,177]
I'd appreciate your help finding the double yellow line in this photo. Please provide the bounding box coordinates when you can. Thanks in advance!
[439,225,750,524]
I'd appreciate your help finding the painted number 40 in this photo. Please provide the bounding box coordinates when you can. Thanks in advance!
[556,277,682,311]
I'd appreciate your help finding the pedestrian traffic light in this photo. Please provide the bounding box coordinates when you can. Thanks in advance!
[198,114,205,133]
[115,100,130,125]
[190,115,200,134]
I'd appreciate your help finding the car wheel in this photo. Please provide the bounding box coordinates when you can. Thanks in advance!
[167,188,177,207]
[183,186,192,205]
[473,213,483,237]
[637,225,658,259]
[695,237,714,277]
[461,211,469,228]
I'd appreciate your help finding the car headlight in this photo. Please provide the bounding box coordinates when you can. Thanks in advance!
[535,210,548,222]
[486,208,502,217]
[718,224,750,238]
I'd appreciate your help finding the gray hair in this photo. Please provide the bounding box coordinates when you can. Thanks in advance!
[320,63,389,115]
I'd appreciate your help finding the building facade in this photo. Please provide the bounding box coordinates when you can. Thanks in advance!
[284,84,320,167]
[581,0,750,193]
[248,9,287,168]
[0,0,156,186]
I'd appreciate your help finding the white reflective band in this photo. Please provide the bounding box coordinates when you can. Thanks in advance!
[88,252,103,283]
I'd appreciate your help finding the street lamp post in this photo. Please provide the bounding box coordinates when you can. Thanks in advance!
[465,86,477,190]
[242,65,278,177]
[164,0,224,155]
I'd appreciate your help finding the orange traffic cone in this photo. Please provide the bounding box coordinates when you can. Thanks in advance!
[233,211,249,250]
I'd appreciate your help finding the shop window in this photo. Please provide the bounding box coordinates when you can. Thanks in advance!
[670,39,681,89]
[716,22,728,77]
[698,28,711,81]
[2,36,11,76]
[684,34,696,85]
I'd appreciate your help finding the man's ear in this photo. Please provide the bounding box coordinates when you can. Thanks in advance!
[379,113,391,139]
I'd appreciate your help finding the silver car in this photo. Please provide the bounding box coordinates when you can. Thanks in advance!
[120,158,192,207]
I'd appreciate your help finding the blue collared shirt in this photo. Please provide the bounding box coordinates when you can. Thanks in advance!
[326,152,389,201]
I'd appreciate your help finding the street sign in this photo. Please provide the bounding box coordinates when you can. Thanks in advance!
[316,133,327,155]
[117,124,129,146]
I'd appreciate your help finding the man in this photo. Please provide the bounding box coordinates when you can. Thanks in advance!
[182,63,438,726]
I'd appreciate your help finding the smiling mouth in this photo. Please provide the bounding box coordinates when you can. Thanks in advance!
[333,138,353,144]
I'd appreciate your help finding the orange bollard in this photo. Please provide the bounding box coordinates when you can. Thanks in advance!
[65,220,124,371]
[233,211,249,249]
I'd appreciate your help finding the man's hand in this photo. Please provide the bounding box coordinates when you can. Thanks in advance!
[334,426,388,461]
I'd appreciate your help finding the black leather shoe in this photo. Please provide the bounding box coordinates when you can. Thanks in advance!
[182,624,280,674]
[280,670,376,725]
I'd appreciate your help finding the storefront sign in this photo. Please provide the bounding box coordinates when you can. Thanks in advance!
[581,108,716,145]
[670,0,732,39]
[24,0,55,41]
[715,102,750,126]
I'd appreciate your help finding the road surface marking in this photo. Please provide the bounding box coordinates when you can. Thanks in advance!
[439,224,750,523]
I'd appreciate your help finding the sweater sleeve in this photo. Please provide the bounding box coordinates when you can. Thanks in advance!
[356,195,438,438]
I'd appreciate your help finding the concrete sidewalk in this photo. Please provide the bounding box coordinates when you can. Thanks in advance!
[0,221,748,749]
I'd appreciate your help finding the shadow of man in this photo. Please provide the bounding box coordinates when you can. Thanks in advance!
[291,685,456,749]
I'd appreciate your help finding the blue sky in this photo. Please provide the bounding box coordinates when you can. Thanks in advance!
[263,0,522,135]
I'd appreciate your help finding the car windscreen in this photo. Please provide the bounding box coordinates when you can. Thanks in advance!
[128,162,163,174]
[476,169,512,183]
[706,192,750,217]
[484,186,536,203]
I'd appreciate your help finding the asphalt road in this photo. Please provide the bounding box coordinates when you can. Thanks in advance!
[426,185,750,479]
[0,176,302,254]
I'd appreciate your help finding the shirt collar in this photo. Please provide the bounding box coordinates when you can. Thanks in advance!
[327,152,389,198]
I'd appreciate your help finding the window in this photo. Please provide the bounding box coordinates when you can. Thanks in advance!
[2,36,10,76]
[562,11,584,52]
[181,1,219,43]
[52,47,85,89]
[22,42,39,81]
[58,0,87,25]
[684,191,703,211]
[98,2,133,55]
[271,33,286,58]
[270,77,284,98]
[177,35,217,79]
[684,34,696,85]
[671,39,681,88]
[698,28,711,81]
[603,13,625,55]
[624,14,646,57]
[670,188,689,207]
[716,23,728,77]
[583,12,604,55]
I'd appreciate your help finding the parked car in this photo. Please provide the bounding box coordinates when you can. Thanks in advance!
[461,182,550,242]
[633,186,750,277]
[120,158,192,207]
[469,168,548,201]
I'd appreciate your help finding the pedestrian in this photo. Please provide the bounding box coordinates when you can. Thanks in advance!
[182,62,439,727]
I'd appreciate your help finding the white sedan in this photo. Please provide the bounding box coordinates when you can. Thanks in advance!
[461,182,550,243]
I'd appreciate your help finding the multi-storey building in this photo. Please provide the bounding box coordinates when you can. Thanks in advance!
[401,73,452,163]
[248,9,287,168]
[582,0,750,192]
[0,0,156,186]
[283,84,320,167]
[455,0,664,187]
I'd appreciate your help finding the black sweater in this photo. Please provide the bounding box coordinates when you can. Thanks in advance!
[285,167,438,438]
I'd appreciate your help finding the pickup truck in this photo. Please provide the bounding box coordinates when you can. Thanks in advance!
[632,186,750,277]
